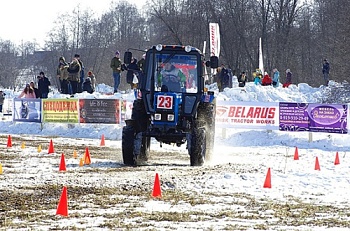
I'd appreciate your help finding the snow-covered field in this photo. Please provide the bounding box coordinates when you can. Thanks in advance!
[1,81,350,230]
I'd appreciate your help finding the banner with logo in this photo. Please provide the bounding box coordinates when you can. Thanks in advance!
[215,101,279,130]
[42,99,79,123]
[279,102,347,134]
[79,99,121,124]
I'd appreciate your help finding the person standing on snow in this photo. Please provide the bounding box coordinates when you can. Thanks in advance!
[272,68,279,87]
[110,51,122,93]
[74,54,85,93]
[18,84,36,98]
[322,59,330,86]
[37,72,51,98]
[283,69,292,88]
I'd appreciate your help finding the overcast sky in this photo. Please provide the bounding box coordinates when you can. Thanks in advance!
[0,0,145,47]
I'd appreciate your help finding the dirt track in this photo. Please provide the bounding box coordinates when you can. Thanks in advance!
[0,134,349,230]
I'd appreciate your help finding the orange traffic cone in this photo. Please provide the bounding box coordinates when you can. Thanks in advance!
[84,147,91,165]
[59,153,67,172]
[56,186,68,217]
[263,168,272,188]
[294,147,299,160]
[37,144,42,153]
[315,157,320,170]
[48,139,55,154]
[79,158,84,167]
[6,135,12,148]
[152,173,162,198]
[334,152,340,165]
[73,150,78,159]
[100,134,105,146]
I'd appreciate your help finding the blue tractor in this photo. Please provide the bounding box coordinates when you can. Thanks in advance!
[122,44,218,166]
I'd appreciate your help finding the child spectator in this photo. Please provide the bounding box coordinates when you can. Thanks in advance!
[238,71,247,87]
[82,77,94,94]
[87,71,96,92]
[272,68,280,87]
[283,69,292,88]
[262,72,272,86]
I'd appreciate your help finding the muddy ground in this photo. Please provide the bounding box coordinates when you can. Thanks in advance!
[0,134,349,230]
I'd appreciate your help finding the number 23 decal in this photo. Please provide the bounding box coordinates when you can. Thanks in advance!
[157,95,173,109]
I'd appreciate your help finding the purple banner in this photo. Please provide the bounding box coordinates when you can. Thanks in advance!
[279,102,347,134]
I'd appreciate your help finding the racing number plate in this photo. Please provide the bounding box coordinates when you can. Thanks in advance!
[157,95,173,109]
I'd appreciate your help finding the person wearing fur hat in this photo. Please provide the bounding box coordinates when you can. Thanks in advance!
[57,56,70,94]
[110,51,122,93]
[67,58,81,94]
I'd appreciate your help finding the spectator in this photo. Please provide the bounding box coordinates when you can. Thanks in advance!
[253,69,262,85]
[110,51,122,93]
[30,82,40,98]
[67,58,81,94]
[238,71,247,87]
[262,72,272,86]
[272,68,279,88]
[37,72,51,98]
[322,59,330,86]
[283,69,292,88]
[137,53,146,73]
[0,90,5,114]
[74,54,85,93]
[82,77,94,94]
[126,57,140,89]
[87,71,96,92]
[57,57,69,93]
[57,57,70,94]
[220,64,231,89]
[18,84,36,98]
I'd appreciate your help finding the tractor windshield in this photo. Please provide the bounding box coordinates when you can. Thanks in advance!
[146,53,198,93]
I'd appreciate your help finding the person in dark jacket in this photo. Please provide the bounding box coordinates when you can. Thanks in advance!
[322,59,330,86]
[238,71,247,87]
[82,77,94,94]
[30,82,41,98]
[126,57,140,89]
[37,72,51,98]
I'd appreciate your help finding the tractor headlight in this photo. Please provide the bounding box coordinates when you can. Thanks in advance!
[156,44,163,51]
[167,114,174,121]
[185,45,192,52]
[154,113,161,120]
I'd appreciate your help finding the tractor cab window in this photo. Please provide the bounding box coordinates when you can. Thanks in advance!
[146,53,198,93]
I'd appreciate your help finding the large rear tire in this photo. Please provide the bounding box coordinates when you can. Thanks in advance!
[122,125,136,166]
[189,128,205,166]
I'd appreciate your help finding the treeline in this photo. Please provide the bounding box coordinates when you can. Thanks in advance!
[0,0,348,90]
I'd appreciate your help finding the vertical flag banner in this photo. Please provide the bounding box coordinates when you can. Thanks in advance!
[259,37,264,75]
[209,23,220,57]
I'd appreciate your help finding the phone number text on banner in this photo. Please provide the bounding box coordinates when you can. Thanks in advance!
[279,102,348,133]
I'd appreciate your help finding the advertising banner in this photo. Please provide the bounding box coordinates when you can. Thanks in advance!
[209,23,220,57]
[79,99,121,124]
[42,99,79,123]
[279,102,347,134]
[215,101,279,130]
[13,98,41,122]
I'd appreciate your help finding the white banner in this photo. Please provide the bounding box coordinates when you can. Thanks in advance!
[215,101,280,130]
[209,23,220,57]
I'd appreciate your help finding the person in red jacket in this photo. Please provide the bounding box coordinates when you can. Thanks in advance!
[262,72,272,86]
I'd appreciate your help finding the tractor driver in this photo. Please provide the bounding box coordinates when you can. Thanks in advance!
[158,62,186,92]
